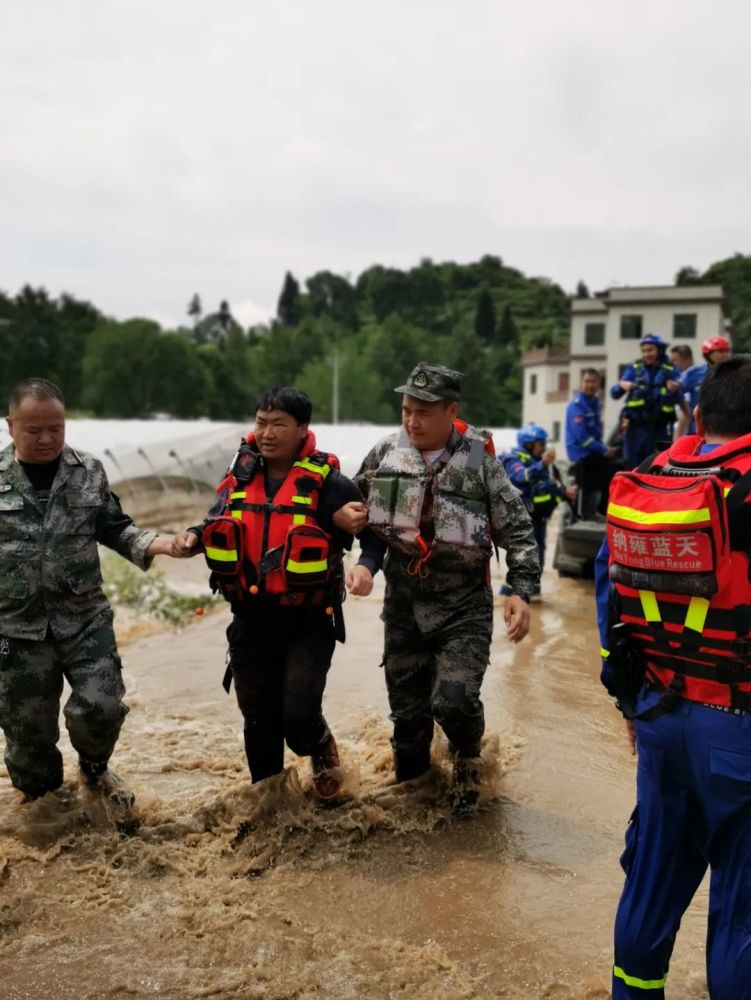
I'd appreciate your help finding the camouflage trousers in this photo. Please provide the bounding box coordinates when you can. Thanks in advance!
[382,573,493,761]
[0,611,128,797]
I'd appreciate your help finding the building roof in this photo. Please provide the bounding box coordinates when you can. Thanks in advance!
[572,284,725,314]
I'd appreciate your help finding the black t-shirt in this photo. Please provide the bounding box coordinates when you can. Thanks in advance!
[18,456,61,505]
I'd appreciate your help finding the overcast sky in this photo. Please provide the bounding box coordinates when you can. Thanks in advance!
[2,1,750,328]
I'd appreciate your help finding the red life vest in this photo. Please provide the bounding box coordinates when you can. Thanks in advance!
[606,432,751,709]
[453,418,496,457]
[203,430,342,607]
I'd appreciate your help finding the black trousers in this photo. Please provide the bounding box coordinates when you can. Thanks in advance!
[227,606,336,782]
[575,453,613,517]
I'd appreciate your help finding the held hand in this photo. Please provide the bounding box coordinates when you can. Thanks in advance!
[333,501,369,534]
[564,484,578,502]
[503,594,530,643]
[145,535,176,558]
[542,447,556,466]
[666,379,680,393]
[346,565,374,596]
[620,380,637,392]
[172,531,199,558]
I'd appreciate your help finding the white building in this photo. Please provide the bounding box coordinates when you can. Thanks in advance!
[521,285,727,444]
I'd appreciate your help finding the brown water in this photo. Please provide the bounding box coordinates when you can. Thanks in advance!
[0,556,711,999]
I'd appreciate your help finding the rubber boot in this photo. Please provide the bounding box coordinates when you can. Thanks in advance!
[311,733,341,800]
[79,758,135,808]
[450,753,481,815]
[394,744,431,782]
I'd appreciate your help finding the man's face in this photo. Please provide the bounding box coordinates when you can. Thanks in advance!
[401,395,457,451]
[641,344,659,365]
[670,351,691,372]
[708,348,730,366]
[254,408,307,464]
[580,373,601,397]
[528,440,545,459]
[7,396,66,464]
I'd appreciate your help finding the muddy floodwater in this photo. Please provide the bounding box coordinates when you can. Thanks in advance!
[0,553,711,999]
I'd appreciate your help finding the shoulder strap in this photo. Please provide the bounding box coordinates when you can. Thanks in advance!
[635,452,659,474]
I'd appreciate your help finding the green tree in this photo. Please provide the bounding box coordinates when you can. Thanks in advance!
[474,289,496,343]
[82,319,163,416]
[276,272,302,326]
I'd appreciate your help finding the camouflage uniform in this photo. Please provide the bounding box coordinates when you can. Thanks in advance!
[0,444,156,797]
[356,363,540,776]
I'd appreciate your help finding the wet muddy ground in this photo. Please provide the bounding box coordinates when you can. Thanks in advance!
[0,552,710,999]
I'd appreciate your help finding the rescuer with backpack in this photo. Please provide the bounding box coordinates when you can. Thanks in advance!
[172,387,365,800]
[596,355,751,998]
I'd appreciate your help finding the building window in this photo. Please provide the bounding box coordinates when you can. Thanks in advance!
[585,322,605,346]
[620,315,643,339]
[673,314,697,339]
[558,372,570,393]
[529,373,537,395]
[551,420,560,443]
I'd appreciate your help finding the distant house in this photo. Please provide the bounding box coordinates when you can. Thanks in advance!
[521,285,727,443]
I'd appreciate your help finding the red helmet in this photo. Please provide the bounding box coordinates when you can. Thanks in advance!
[701,335,730,358]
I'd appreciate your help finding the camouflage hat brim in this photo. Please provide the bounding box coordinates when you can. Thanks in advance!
[393,384,448,402]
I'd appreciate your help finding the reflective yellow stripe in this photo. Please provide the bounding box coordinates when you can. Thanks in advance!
[294,458,331,477]
[206,546,237,562]
[600,647,609,658]
[724,486,732,496]
[293,514,308,525]
[684,596,709,633]
[613,965,666,990]
[533,493,552,503]
[231,510,242,520]
[638,590,661,622]
[230,491,246,499]
[627,399,646,407]
[286,558,327,574]
[582,437,594,447]
[607,502,710,526]
[292,495,312,505]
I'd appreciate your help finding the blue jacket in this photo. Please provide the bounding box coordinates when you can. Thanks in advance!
[565,392,606,462]
[609,359,681,427]
[680,363,708,434]
[499,448,565,518]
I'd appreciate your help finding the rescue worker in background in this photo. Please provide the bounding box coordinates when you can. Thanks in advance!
[565,368,615,519]
[669,343,694,373]
[343,363,540,810]
[609,333,682,468]
[595,355,751,998]
[173,387,363,801]
[676,334,731,437]
[0,378,177,804]
[499,423,576,595]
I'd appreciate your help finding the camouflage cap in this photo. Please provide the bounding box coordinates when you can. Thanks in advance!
[394,362,464,402]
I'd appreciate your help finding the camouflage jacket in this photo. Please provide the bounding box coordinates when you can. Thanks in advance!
[0,445,157,640]
[355,427,540,601]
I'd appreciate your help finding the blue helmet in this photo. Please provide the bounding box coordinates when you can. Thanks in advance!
[640,333,666,350]
[517,423,548,451]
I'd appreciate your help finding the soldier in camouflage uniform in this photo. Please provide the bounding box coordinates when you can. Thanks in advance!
[0,378,176,802]
[344,362,540,807]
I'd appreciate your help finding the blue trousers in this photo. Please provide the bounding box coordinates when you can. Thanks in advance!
[622,424,672,470]
[612,694,751,998]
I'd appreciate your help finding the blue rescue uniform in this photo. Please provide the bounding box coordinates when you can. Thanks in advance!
[500,448,565,571]
[679,363,708,435]
[565,391,607,462]
[595,442,751,999]
[610,360,681,468]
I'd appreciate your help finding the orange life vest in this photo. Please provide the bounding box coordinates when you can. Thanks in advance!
[607,432,751,710]
[203,431,342,607]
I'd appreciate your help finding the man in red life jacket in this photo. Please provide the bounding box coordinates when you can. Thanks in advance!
[172,387,365,800]
[595,355,751,998]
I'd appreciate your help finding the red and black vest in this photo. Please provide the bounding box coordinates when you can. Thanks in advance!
[203,431,342,607]
[607,432,751,709]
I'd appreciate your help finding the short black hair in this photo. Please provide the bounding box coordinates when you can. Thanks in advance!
[255,386,312,424]
[670,344,693,361]
[580,367,601,380]
[9,377,65,413]
[698,355,751,436]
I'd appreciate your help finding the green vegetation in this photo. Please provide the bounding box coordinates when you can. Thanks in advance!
[100,553,221,627]
[2,251,748,428]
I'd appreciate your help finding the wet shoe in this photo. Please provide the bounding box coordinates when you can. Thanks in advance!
[450,755,481,816]
[311,735,341,801]
[394,747,431,783]
[79,760,135,808]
